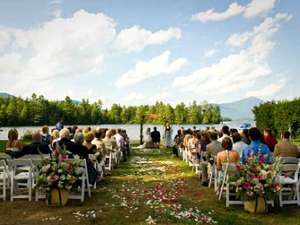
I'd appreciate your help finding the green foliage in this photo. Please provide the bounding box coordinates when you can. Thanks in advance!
[253,98,300,137]
[0,94,222,126]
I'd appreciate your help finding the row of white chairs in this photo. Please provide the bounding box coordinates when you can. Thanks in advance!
[0,154,91,202]
[178,147,300,208]
[0,145,125,203]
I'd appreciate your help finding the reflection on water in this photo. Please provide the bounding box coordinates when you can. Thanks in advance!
[0,120,255,141]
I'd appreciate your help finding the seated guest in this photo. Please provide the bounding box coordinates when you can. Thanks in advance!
[263,128,277,152]
[229,128,238,137]
[92,128,106,155]
[83,131,97,154]
[114,128,127,161]
[199,131,211,153]
[5,128,23,152]
[41,125,51,145]
[51,129,60,148]
[218,125,230,142]
[173,129,184,157]
[216,137,240,170]
[102,129,117,152]
[241,127,271,164]
[200,132,222,186]
[232,132,248,157]
[274,131,300,158]
[54,128,75,151]
[183,130,192,149]
[241,129,251,145]
[151,127,161,148]
[8,131,51,158]
[72,132,89,159]
[73,132,98,185]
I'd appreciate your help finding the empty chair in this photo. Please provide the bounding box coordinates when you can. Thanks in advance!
[7,159,33,201]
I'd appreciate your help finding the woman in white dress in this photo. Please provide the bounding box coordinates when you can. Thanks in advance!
[164,122,173,148]
[135,128,153,149]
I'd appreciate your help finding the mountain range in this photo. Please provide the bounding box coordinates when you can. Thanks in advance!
[0,92,262,120]
[219,97,263,120]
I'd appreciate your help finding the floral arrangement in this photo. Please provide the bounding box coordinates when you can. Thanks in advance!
[229,155,282,201]
[36,146,85,192]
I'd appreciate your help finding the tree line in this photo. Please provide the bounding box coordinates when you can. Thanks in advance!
[253,98,300,137]
[0,94,222,126]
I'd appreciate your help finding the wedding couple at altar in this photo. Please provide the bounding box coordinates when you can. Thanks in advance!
[136,123,173,149]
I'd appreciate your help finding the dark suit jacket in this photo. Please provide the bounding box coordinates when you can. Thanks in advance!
[10,142,52,158]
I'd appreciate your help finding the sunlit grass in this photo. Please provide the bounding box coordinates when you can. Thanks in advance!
[0,146,300,225]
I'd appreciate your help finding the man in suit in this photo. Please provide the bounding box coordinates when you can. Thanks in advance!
[274,131,300,158]
[200,132,223,186]
[151,127,161,148]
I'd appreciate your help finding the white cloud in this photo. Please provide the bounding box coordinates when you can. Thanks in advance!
[227,32,252,47]
[228,13,291,51]
[114,26,181,53]
[204,49,217,58]
[116,50,187,88]
[0,10,181,98]
[191,2,245,23]
[149,89,171,103]
[50,0,62,18]
[126,92,146,101]
[244,0,276,18]
[174,13,291,100]
[246,78,287,98]
[191,0,277,23]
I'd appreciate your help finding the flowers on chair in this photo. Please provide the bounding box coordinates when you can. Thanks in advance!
[36,146,85,192]
[229,156,282,201]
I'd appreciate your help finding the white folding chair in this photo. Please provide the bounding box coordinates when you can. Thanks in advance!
[0,160,10,201]
[208,163,218,192]
[218,163,243,207]
[105,152,113,172]
[68,159,91,203]
[278,163,300,207]
[88,154,104,189]
[8,159,33,201]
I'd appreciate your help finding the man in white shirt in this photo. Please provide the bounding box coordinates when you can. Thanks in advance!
[218,125,231,143]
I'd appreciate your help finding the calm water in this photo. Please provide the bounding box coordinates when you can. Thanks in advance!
[0,120,255,141]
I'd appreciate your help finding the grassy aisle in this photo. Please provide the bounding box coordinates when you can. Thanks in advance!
[0,148,300,225]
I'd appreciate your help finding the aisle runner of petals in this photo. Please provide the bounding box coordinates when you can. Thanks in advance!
[40,150,218,224]
[108,152,218,224]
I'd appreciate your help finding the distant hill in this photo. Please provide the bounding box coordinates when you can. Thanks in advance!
[0,92,13,98]
[219,97,263,120]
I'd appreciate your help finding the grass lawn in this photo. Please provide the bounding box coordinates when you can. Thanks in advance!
[0,147,300,225]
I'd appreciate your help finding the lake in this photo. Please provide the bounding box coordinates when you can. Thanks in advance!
[0,120,255,141]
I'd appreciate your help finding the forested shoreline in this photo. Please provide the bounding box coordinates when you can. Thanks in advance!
[253,98,300,137]
[0,94,222,126]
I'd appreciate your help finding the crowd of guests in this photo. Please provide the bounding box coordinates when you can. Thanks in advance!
[173,125,300,186]
[4,125,130,184]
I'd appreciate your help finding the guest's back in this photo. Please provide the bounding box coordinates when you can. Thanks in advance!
[274,132,300,158]
[9,131,51,158]
[206,136,222,159]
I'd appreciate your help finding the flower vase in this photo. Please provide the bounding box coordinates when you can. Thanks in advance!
[47,188,69,207]
[244,196,266,213]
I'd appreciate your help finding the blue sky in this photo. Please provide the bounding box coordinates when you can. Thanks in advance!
[0,0,299,107]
